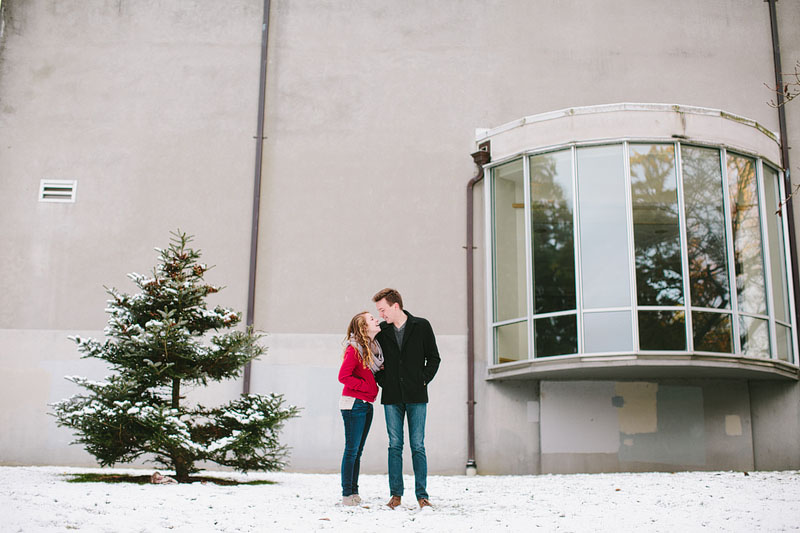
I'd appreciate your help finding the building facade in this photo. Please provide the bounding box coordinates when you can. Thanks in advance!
[1,0,799,474]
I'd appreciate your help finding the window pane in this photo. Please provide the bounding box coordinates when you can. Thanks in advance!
[727,154,767,315]
[577,145,631,309]
[492,160,527,322]
[638,310,686,351]
[692,311,732,353]
[583,311,633,353]
[763,165,791,324]
[530,151,576,314]
[630,144,684,306]
[495,321,528,364]
[682,146,730,310]
[739,316,770,358]
[776,324,793,363]
[534,314,577,357]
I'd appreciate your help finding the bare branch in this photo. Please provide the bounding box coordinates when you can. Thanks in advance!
[767,60,800,108]
[776,181,800,216]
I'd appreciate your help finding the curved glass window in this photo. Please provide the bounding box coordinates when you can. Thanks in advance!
[488,141,795,365]
[491,160,527,363]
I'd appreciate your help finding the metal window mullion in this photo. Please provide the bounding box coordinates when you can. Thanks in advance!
[721,148,742,354]
[485,165,496,366]
[582,306,632,314]
[486,138,780,177]
[571,145,584,355]
[776,168,800,363]
[492,317,529,328]
[638,305,693,311]
[757,159,778,359]
[689,307,736,315]
[532,309,579,320]
[740,311,771,321]
[623,141,640,351]
[675,142,693,352]
[523,155,535,360]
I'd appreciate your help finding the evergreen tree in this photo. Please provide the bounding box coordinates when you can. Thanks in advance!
[51,231,299,482]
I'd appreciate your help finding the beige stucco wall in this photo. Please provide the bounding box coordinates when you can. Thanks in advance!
[254,0,783,337]
[0,0,261,466]
[1,0,799,473]
[778,1,800,252]
[0,0,260,333]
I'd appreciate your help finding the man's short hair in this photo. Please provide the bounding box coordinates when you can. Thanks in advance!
[373,288,403,309]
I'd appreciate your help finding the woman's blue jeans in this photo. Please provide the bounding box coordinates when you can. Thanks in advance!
[340,398,373,497]
[384,402,428,500]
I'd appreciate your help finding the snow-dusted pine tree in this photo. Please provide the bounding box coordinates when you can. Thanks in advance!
[52,231,299,482]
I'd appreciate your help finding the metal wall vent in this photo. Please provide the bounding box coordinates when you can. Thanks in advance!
[39,180,77,203]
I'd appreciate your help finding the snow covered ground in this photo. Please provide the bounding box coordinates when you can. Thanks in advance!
[1,466,798,532]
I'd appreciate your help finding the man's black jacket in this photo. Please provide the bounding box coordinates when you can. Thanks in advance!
[375,310,440,405]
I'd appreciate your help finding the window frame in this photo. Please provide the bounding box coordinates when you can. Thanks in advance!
[484,137,798,368]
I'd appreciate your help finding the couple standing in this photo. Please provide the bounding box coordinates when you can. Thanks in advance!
[338,288,441,509]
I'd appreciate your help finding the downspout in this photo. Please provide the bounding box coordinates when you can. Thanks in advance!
[767,0,800,345]
[243,0,272,395]
[466,142,491,475]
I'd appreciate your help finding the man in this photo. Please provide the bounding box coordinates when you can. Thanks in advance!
[372,288,440,509]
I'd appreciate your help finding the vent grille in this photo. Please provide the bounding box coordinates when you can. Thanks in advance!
[39,180,77,203]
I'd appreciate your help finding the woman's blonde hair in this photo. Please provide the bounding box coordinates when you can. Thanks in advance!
[343,311,375,370]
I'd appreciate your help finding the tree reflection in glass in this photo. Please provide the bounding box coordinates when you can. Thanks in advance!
[488,142,793,364]
[630,144,685,307]
[682,146,730,309]
[529,151,576,315]
[534,315,578,357]
[727,154,767,317]
[638,311,686,350]
[692,311,732,353]
[529,151,578,357]
[682,146,733,352]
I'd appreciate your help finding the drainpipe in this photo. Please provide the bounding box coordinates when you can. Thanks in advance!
[767,0,800,346]
[243,0,271,395]
[466,141,491,475]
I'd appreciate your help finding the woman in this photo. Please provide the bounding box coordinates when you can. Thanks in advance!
[338,311,383,506]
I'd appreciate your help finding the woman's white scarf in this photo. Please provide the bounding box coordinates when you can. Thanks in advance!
[349,335,384,374]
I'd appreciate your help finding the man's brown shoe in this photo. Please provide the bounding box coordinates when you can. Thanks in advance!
[386,495,401,509]
[418,498,432,509]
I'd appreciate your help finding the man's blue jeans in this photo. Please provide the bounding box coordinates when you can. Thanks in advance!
[384,403,428,500]
[341,399,373,497]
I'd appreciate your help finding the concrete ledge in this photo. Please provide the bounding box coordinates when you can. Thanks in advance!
[487,353,800,381]
[476,102,782,168]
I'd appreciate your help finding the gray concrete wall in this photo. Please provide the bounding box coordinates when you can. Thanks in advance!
[539,380,754,474]
[749,381,800,470]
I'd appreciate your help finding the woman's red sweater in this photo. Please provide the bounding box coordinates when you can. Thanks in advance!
[338,345,378,402]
